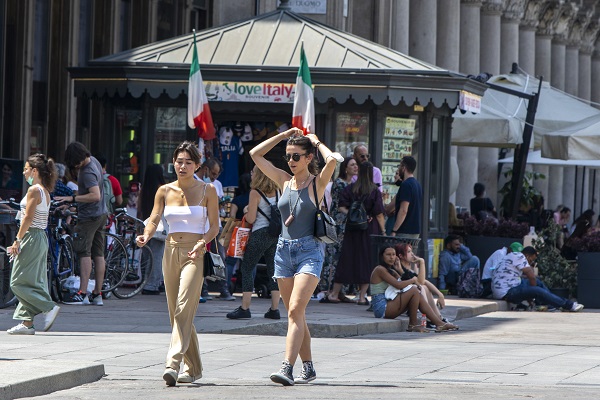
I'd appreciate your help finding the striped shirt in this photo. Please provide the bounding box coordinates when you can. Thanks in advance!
[18,185,50,229]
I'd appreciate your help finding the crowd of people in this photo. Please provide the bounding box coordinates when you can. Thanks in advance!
[7,130,590,389]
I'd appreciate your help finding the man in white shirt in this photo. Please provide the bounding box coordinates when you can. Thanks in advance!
[492,246,584,312]
[481,242,523,297]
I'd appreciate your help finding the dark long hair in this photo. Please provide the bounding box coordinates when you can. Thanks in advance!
[140,164,167,219]
[287,135,318,175]
[28,153,57,192]
[338,158,352,180]
[352,161,376,196]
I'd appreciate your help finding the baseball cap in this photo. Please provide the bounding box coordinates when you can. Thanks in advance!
[509,242,524,253]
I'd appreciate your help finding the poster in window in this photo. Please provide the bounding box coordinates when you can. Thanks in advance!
[334,112,369,157]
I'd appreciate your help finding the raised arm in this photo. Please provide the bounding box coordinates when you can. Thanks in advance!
[306,133,337,199]
[249,128,299,189]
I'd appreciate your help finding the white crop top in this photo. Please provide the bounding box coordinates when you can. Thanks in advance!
[162,184,208,235]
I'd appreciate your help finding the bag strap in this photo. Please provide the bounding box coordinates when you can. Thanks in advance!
[311,178,328,210]
[206,236,218,255]
[256,189,279,221]
[198,182,208,206]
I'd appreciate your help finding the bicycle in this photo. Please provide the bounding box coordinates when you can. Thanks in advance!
[110,208,153,299]
[0,199,21,309]
[46,201,77,302]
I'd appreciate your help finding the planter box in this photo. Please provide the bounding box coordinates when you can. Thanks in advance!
[577,252,600,308]
[465,236,522,265]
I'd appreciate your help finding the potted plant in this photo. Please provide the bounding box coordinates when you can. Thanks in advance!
[463,217,529,264]
[568,230,600,308]
[533,221,577,299]
[498,169,545,217]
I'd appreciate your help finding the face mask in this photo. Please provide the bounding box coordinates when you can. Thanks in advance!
[26,176,34,185]
[203,176,212,183]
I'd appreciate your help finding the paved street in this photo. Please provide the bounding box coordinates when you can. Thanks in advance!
[1,294,599,399]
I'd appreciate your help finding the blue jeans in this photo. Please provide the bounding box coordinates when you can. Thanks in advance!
[505,278,573,309]
[274,235,324,279]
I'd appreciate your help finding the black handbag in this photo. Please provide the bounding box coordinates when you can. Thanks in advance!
[312,179,338,244]
[203,237,227,281]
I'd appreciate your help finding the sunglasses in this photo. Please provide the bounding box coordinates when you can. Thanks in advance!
[359,154,370,159]
[283,153,307,162]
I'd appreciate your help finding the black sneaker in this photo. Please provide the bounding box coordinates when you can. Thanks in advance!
[63,291,87,305]
[264,308,281,319]
[294,361,316,384]
[270,360,294,386]
[226,306,251,319]
[426,321,436,330]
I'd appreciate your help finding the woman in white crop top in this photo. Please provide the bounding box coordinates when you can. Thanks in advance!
[7,154,60,335]
[136,141,220,386]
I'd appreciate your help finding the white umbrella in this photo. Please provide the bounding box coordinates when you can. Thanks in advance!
[452,73,600,147]
[541,114,600,160]
[500,149,600,168]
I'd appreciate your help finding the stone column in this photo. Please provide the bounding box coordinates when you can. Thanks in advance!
[479,0,503,206]
[579,49,592,101]
[551,39,567,90]
[409,0,437,64]
[391,0,410,53]
[500,0,524,74]
[456,0,481,210]
[582,20,600,102]
[592,42,600,106]
[436,0,460,71]
[519,0,544,75]
[565,45,580,96]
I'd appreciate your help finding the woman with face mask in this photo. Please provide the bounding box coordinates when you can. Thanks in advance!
[6,154,60,335]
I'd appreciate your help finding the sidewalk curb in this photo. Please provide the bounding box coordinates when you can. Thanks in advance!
[455,301,509,321]
[0,362,105,400]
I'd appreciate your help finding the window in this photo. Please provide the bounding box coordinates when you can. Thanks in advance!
[334,112,369,157]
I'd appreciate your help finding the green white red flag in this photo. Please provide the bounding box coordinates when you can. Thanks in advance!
[292,45,314,135]
[187,31,215,140]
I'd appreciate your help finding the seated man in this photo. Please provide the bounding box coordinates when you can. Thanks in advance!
[438,234,480,292]
[481,242,523,298]
[492,246,584,312]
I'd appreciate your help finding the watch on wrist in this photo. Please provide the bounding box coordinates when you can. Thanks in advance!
[72,195,76,203]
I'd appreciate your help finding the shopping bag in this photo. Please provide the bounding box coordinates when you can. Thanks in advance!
[226,217,251,259]
[220,217,240,247]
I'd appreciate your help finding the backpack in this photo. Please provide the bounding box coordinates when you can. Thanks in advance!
[256,189,282,237]
[345,195,368,231]
[103,173,115,214]
[457,263,483,298]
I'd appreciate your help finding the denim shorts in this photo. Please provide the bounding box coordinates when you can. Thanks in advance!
[274,235,324,279]
[371,293,387,318]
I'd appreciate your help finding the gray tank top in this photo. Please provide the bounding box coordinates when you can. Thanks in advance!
[278,179,317,239]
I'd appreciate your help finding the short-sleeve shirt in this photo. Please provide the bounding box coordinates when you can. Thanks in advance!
[108,175,123,197]
[492,252,529,299]
[231,192,250,220]
[77,156,107,220]
[395,177,423,234]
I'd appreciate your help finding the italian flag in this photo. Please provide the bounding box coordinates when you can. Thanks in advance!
[292,45,315,135]
[187,31,215,140]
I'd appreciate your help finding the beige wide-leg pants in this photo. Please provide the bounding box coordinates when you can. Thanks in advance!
[163,238,204,377]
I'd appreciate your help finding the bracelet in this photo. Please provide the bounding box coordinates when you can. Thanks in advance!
[15,238,21,242]
[197,239,206,246]
[392,230,398,233]
[72,195,76,203]
[315,141,321,148]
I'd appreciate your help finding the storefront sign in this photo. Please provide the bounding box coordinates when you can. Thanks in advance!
[204,81,296,103]
[459,90,482,113]
[290,0,327,14]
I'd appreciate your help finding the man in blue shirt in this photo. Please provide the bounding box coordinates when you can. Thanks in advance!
[390,156,422,238]
[438,234,480,292]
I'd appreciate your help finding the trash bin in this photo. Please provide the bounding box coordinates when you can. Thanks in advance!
[370,234,421,268]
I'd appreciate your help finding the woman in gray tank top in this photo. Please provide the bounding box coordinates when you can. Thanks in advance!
[250,127,340,386]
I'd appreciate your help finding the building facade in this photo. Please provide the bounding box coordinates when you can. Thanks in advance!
[1,0,599,216]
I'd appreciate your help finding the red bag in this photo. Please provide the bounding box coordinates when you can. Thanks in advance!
[226,217,251,259]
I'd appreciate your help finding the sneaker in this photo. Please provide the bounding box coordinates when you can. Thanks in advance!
[426,321,436,330]
[163,368,178,386]
[199,297,207,303]
[264,308,281,319]
[227,306,251,319]
[7,323,35,335]
[217,293,235,301]
[42,305,60,332]
[295,361,316,384]
[270,360,294,386]
[570,302,584,312]
[89,292,104,306]
[203,294,213,301]
[63,291,88,305]
[177,372,202,383]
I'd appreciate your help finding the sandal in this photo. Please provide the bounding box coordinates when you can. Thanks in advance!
[407,324,430,333]
[435,322,459,332]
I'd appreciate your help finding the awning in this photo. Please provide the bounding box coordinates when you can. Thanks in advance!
[499,150,600,168]
[541,114,600,160]
[451,73,600,147]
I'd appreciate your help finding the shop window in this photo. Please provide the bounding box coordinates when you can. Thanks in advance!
[334,112,370,158]
[115,109,142,210]
[428,116,448,233]
[155,107,188,180]
[190,0,212,30]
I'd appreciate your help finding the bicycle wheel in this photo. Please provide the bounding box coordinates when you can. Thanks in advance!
[0,246,17,309]
[53,237,76,302]
[101,232,128,292]
[112,244,153,299]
